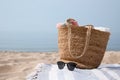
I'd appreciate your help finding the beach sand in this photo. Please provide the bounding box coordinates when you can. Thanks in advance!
[0,51,120,80]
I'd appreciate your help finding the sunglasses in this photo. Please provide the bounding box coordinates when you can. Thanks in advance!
[57,61,77,71]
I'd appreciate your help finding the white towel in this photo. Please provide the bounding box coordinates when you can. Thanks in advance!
[26,63,120,80]
[94,27,110,32]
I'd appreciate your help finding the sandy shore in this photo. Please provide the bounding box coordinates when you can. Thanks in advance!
[0,51,120,80]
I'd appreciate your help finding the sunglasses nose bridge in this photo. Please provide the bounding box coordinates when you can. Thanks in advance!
[64,64,68,69]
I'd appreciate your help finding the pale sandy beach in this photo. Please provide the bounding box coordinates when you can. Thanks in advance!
[0,51,120,80]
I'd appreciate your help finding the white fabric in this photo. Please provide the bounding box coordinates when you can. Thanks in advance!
[26,63,120,80]
[94,27,110,32]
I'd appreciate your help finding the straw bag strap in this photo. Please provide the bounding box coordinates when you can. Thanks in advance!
[68,25,93,59]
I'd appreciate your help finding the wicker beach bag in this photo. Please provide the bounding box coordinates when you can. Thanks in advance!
[58,25,110,69]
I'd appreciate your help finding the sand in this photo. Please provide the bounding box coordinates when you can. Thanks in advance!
[0,51,120,80]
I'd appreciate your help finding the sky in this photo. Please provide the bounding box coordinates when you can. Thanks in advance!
[0,0,120,51]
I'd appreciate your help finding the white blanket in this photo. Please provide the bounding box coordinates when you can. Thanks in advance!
[26,63,120,80]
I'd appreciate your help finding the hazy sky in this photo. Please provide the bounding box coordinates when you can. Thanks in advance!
[0,0,120,50]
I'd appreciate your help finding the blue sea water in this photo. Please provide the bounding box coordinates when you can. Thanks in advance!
[0,30,58,52]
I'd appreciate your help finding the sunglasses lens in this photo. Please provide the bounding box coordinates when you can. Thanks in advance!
[57,61,65,69]
[67,63,77,71]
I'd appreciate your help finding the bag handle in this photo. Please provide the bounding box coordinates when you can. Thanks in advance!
[68,25,93,59]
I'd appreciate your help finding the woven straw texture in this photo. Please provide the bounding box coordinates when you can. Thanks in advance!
[58,25,110,69]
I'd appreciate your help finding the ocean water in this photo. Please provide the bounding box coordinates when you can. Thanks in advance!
[0,30,58,52]
[0,29,119,52]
